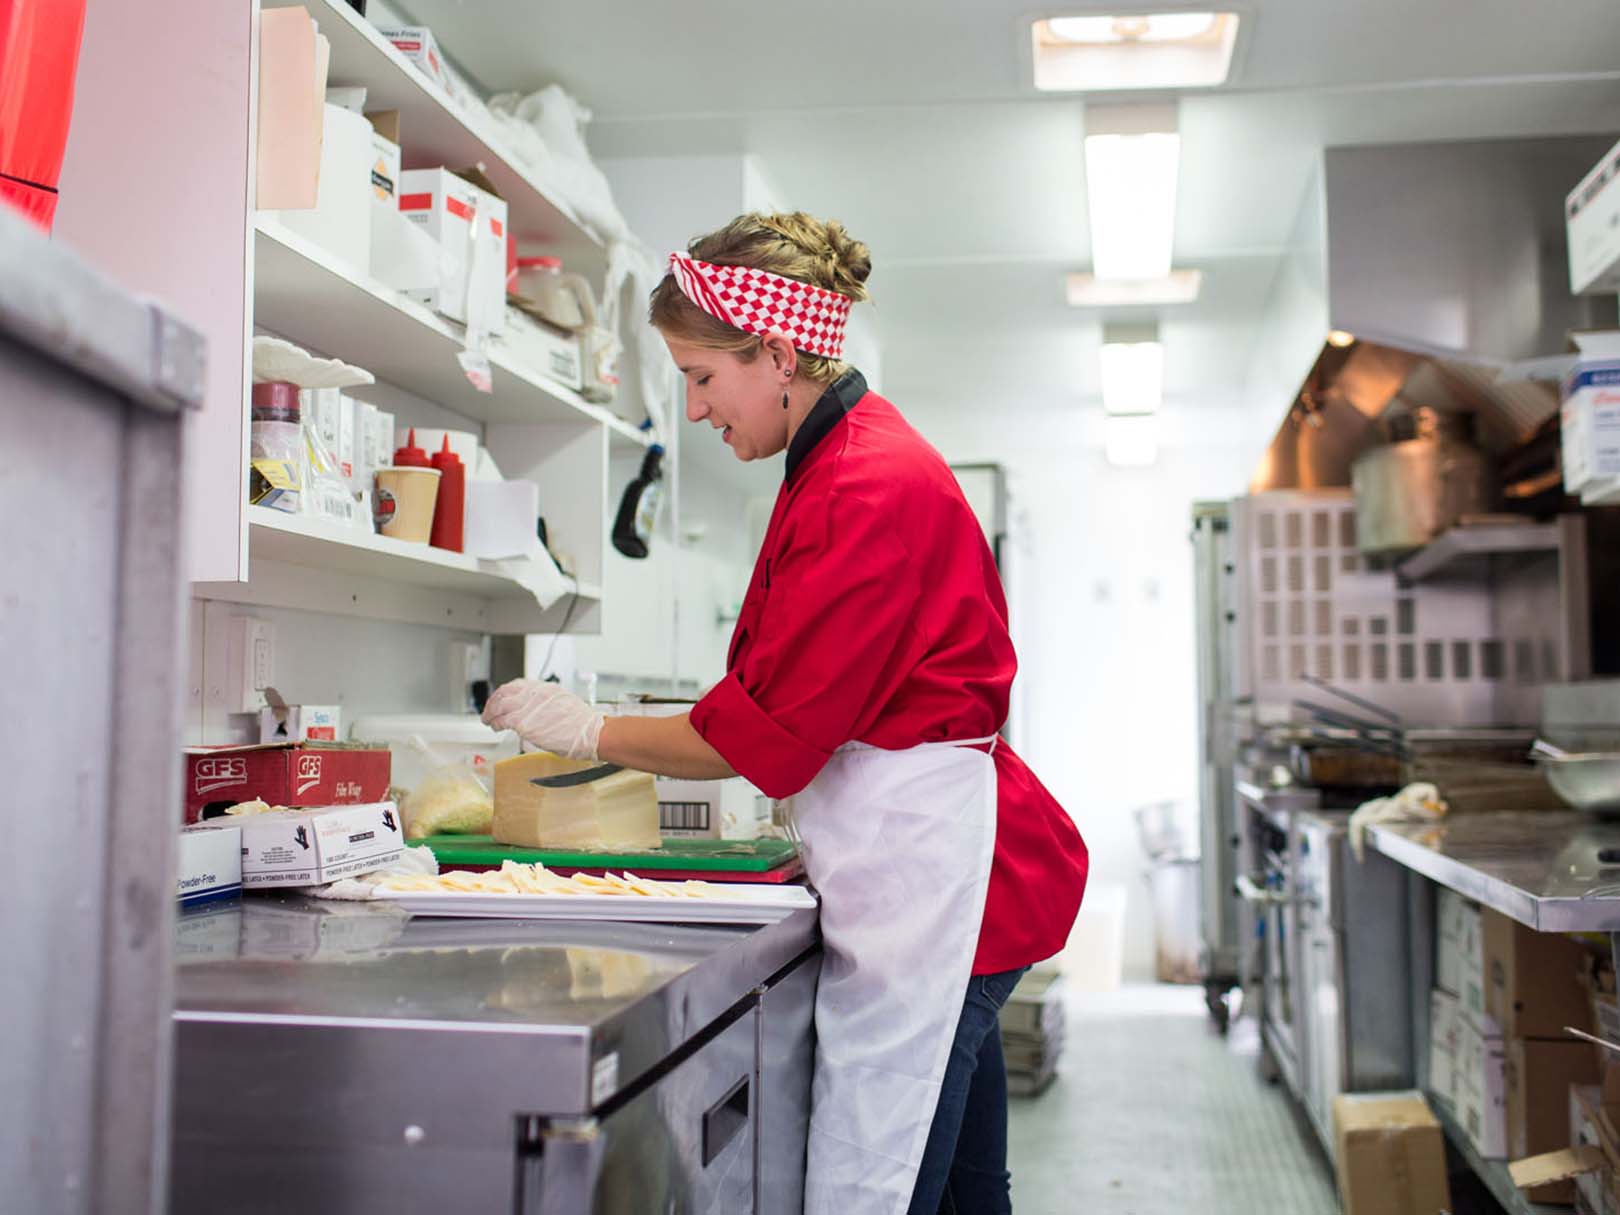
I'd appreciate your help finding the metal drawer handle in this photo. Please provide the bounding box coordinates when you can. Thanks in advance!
[702,1076,750,1167]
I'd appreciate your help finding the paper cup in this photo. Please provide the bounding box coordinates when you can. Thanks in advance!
[375,466,441,543]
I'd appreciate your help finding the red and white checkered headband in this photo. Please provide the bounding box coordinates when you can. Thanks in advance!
[668,252,852,360]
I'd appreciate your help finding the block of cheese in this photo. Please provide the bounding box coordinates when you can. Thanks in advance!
[492,753,661,850]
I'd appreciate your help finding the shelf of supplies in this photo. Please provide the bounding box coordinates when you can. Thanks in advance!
[1430,1094,1566,1215]
[246,505,595,599]
[1395,523,1560,584]
[260,0,602,274]
[253,219,647,450]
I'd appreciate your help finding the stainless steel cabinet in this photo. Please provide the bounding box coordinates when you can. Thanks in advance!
[1294,813,1414,1153]
[759,954,819,1214]
[550,1009,760,1214]
[170,901,821,1214]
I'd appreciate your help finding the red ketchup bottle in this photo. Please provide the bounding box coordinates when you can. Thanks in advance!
[393,427,431,468]
[428,435,465,552]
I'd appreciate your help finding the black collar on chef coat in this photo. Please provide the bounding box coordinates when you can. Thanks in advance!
[785,368,867,482]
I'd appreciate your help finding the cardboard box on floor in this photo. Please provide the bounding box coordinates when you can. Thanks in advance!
[1482,907,1595,1039]
[1333,1091,1451,1215]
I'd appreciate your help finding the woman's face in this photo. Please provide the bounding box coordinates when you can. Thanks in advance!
[664,336,789,462]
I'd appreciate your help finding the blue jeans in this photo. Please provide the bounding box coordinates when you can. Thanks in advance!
[907,966,1029,1215]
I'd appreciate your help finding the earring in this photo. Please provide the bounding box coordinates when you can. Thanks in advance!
[782,389,790,411]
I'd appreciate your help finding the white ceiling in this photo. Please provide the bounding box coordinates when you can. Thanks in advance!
[395,0,1620,481]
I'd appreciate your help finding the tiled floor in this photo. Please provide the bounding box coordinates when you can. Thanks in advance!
[1006,985,1340,1215]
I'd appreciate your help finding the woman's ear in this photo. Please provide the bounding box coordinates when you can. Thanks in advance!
[761,331,797,380]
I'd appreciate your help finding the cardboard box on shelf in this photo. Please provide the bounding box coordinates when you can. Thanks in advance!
[259,704,342,744]
[1562,332,1620,500]
[1569,1084,1620,1215]
[228,802,404,888]
[1435,886,1478,997]
[1430,988,1463,1109]
[182,742,391,824]
[366,109,401,146]
[1482,908,1595,1040]
[496,306,585,391]
[1568,140,1620,296]
[1458,1014,1509,1158]
[1507,1037,1601,1202]
[1332,1091,1451,1215]
[398,167,508,333]
[374,25,451,94]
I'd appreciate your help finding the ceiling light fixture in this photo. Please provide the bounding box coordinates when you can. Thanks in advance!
[1085,103,1179,281]
[1100,321,1163,416]
[1067,269,1202,307]
[1033,12,1240,92]
[1105,414,1160,467]
[1047,12,1218,44]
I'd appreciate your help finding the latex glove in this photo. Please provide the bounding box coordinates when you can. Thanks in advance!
[482,679,604,761]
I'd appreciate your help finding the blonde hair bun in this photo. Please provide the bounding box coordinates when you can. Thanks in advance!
[649,211,873,382]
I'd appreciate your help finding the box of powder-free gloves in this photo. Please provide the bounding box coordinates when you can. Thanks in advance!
[233,803,404,888]
[176,825,242,906]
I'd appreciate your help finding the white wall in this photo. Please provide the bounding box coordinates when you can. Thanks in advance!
[185,598,487,746]
[909,399,1267,983]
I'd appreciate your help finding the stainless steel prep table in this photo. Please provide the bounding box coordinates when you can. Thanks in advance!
[1368,812,1620,932]
[1369,813,1620,1215]
[170,894,820,1214]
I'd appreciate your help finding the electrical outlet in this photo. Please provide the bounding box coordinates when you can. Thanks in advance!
[227,616,275,713]
[449,640,488,711]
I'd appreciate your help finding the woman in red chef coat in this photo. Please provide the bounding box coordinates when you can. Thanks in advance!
[484,212,1088,1215]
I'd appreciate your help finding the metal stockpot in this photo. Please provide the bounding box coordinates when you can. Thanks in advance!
[1350,406,1493,554]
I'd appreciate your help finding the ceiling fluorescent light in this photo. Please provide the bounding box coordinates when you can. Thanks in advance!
[1048,13,1218,44]
[1067,269,1202,307]
[1100,321,1163,415]
[1033,12,1240,92]
[1085,103,1179,281]
[1105,414,1160,467]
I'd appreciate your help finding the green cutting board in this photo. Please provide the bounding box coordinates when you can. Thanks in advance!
[415,834,799,872]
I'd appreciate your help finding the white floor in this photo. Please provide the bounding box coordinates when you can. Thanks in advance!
[1006,985,1341,1215]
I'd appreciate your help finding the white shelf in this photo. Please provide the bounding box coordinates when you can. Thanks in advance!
[253,219,648,449]
[261,0,602,274]
[248,505,586,596]
[195,506,601,633]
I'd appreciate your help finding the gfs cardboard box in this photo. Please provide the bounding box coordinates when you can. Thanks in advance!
[183,742,391,825]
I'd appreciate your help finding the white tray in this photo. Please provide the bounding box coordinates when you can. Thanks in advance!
[370,883,817,924]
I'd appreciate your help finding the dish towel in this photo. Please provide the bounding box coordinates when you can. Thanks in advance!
[1349,781,1447,862]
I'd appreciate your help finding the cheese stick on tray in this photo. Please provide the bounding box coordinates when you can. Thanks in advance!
[373,859,724,899]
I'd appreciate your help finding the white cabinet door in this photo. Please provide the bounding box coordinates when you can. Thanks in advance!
[55,0,256,584]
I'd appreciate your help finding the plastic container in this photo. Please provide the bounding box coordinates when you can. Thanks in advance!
[374,466,440,542]
[250,381,303,463]
[428,434,465,552]
[392,427,431,468]
[514,256,592,332]
[350,714,521,794]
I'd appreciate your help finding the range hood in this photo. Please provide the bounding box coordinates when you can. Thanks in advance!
[1250,135,1619,492]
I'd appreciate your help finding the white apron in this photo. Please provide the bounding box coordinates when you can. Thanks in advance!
[787,734,1000,1215]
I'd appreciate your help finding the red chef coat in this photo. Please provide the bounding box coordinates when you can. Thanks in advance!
[692,370,1089,974]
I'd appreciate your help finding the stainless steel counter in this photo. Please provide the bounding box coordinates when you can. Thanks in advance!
[1367,812,1620,931]
[170,895,821,1213]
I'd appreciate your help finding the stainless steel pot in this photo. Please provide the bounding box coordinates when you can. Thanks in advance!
[1350,407,1493,554]
[1537,753,1620,815]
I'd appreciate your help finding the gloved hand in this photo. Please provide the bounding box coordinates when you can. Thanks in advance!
[481,679,605,761]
